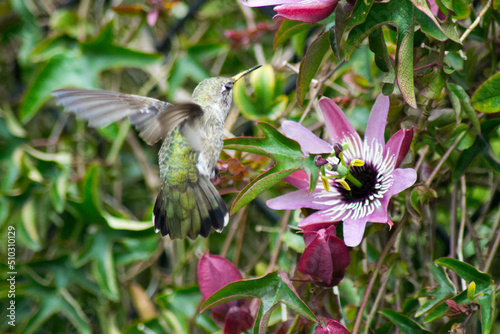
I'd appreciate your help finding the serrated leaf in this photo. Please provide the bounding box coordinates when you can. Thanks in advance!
[224,122,319,214]
[416,263,455,317]
[297,31,331,106]
[200,272,316,334]
[380,309,432,334]
[23,286,91,334]
[471,71,500,113]
[425,258,495,333]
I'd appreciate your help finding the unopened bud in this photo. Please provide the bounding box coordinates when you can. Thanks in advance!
[333,143,343,157]
[314,155,328,167]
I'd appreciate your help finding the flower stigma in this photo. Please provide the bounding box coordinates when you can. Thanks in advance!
[314,142,366,191]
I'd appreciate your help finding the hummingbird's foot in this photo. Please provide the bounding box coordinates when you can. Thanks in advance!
[211,167,221,185]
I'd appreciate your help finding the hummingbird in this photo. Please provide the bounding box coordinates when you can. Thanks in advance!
[52,65,261,239]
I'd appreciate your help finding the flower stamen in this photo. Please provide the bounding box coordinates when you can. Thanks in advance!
[335,178,351,191]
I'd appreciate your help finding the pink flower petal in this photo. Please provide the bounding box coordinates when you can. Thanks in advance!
[197,254,243,318]
[319,97,361,145]
[242,0,299,7]
[274,0,339,23]
[385,128,414,168]
[266,190,331,210]
[388,168,418,195]
[342,218,367,247]
[298,224,350,286]
[364,94,390,147]
[224,306,254,334]
[315,319,351,334]
[283,170,310,190]
[298,233,334,283]
[282,120,332,154]
[298,210,341,227]
[364,202,389,223]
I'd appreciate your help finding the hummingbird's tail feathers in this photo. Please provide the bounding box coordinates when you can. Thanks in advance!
[52,89,205,146]
[153,176,229,240]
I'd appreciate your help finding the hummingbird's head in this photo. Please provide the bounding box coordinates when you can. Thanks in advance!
[192,66,262,115]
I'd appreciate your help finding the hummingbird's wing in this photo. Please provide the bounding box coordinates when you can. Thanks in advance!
[52,89,203,145]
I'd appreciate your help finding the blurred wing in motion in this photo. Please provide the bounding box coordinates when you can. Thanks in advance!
[52,88,204,145]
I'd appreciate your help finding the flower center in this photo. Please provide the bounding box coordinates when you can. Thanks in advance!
[334,163,378,203]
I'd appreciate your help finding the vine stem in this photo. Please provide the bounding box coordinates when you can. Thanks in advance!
[457,176,467,290]
[424,131,466,187]
[352,214,408,334]
[460,0,492,43]
[298,60,345,124]
[484,229,500,273]
[267,210,291,273]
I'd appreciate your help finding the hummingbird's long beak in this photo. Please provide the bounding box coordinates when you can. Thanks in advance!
[232,65,262,82]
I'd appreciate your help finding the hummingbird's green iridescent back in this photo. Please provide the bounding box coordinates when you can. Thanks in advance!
[51,65,261,239]
[154,126,227,239]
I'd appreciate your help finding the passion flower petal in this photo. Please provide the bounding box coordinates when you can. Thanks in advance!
[274,0,339,23]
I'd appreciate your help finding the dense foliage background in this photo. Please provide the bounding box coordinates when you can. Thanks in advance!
[0,0,499,333]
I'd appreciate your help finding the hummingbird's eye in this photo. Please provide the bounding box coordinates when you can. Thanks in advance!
[224,82,234,91]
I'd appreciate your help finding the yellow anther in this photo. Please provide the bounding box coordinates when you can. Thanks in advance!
[335,178,351,191]
[350,159,365,167]
[320,175,330,191]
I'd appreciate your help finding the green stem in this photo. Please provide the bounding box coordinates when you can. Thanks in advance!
[346,173,362,188]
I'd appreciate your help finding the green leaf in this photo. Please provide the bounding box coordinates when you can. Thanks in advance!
[417,68,447,100]
[412,0,461,42]
[23,286,91,334]
[344,0,375,26]
[251,64,275,109]
[434,258,492,287]
[200,272,317,334]
[21,21,161,123]
[380,309,432,334]
[440,0,471,19]
[369,28,395,91]
[453,120,500,181]
[274,20,317,50]
[345,0,416,107]
[233,65,288,120]
[329,3,350,59]
[471,71,500,113]
[447,83,481,135]
[397,23,417,108]
[157,286,204,333]
[224,122,319,214]
[423,259,495,334]
[296,31,331,106]
[416,263,455,317]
